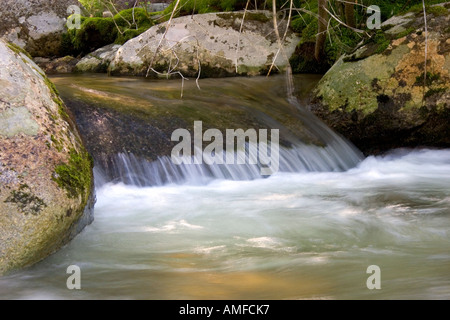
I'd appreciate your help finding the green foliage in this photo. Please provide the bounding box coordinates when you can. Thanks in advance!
[113,8,154,44]
[114,8,153,28]
[54,149,93,199]
[290,14,314,34]
[415,72,441,86]
[425,87,446,99]
[290,1,362,74]
[78,0,104,16]
[290,41,331,74]
[161,0,271,19]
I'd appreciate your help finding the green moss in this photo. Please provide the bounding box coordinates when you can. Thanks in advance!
[425,87,446,98]
[72,17,118,54]
[51,135,64,152]
[54,149,93,199]
[381,24,395,32]
[373,32,390,54]
[115,26,150,45]
[7,42,33,60]
[63,9,155,55]
[42,75,59,96]
[4,184,47,216]
[415,72,441,86]
[426,5,448,16]
[395,27,416,39]
[40,73,72,123]
[407,2,448,14]
[244,12,271,23]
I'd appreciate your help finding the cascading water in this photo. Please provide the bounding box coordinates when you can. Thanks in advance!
[94,142,363,187]
[1,74,448,300]
[51,73,364,187]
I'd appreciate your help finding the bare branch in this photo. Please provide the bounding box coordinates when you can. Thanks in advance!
[235,0,251,74]
[422,0,428,96]
[323,6,368,35]
[146,0,182,77]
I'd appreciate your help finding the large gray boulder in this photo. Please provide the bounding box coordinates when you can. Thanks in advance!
[0,39,95,275]
[109,11,300,77]
[0,0,80,57]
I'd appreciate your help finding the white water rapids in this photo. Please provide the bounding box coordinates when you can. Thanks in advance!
[0,74,448,299]
[0,148,449,299]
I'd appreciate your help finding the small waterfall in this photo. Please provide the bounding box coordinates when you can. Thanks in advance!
[94,140,363,187]
[54,73,365,187]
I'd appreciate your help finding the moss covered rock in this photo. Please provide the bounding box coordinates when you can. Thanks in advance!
[109,11,300,77]
[64,8,154,56]
[311,5,450,154]
[0,39,95,275]
[0,0,81,57]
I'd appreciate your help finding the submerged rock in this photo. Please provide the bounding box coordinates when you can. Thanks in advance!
[0,39,95,275]
[109,11,300,77]
[311,5,450,154]
[0,0,79,57]
[51,73,350,183]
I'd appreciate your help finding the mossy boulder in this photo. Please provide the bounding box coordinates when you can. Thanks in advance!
[310,6,450,154]
[64,8,154,56]
[109,11,300,77]
[0,39,95,275]
[0,0,81,57]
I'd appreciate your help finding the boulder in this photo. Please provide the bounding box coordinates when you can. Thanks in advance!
[311,5,450,154]
[109,11,300,77]
[75,44,122,73]
[0,0,81,57]
[0,39,95,275]
[34,56,80,74]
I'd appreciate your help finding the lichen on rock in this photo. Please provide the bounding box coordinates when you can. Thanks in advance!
[0,38,95,275]
[109,11,300,77]
[310,6,450,154]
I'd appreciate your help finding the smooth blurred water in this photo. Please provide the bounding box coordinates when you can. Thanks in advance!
[1,148,449,299]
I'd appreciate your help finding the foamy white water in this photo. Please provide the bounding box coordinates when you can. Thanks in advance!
[0,149,449,299]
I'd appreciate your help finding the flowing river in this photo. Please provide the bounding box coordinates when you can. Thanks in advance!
[0,75,449,299]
